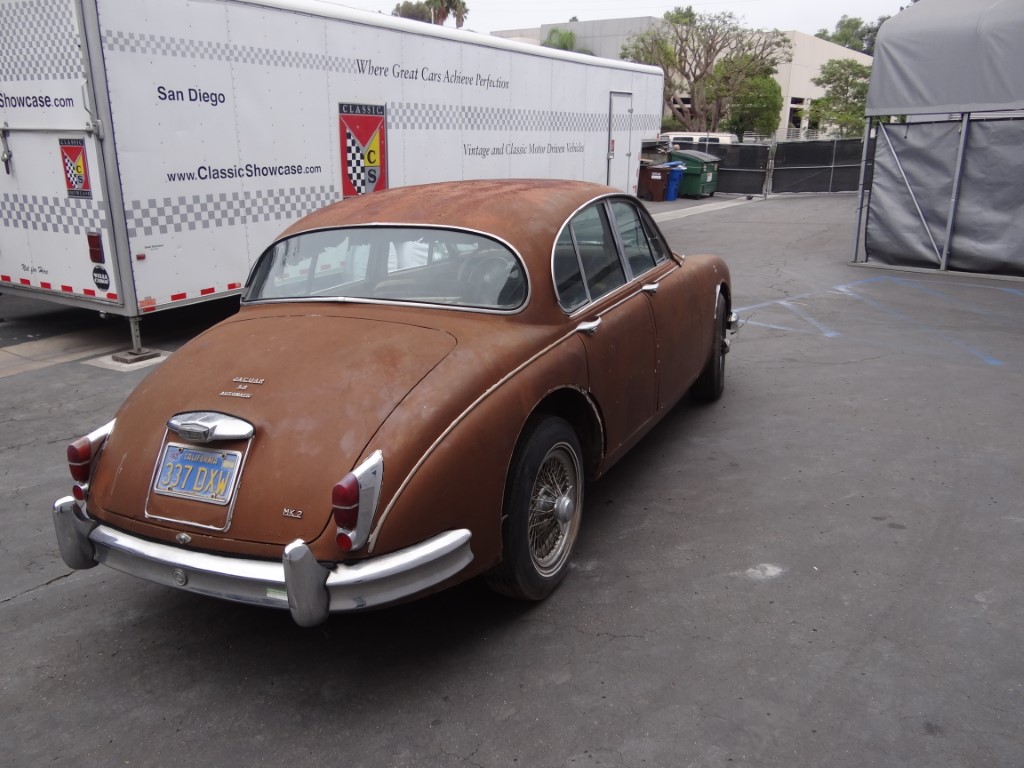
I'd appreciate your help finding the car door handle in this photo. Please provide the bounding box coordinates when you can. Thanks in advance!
[576,319,602,336]
[641,283,659,294]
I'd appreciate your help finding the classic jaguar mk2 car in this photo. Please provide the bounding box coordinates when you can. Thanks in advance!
[53,179,736,626]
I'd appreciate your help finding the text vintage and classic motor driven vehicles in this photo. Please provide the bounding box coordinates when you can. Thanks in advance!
[53,179,736,626]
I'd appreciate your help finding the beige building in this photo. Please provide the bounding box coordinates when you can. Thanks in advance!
[775,31,873,139]
[493,20,872,141]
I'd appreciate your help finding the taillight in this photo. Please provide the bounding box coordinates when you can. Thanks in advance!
[330,451,383,553]
[331,474,360,527]
[67,420,115,484]
[87,231,104,264]
[67,438,94,482]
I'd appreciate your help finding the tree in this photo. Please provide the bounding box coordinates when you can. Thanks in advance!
[809,58,871,137]
[392,0,468,28]
[392,1,431,23]
[621,6,790,132]
[541,28,592,55]
[720,74,783,137]
[815,15,889,56]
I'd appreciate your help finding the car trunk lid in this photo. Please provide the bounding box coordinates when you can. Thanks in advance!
[90,311,456,547]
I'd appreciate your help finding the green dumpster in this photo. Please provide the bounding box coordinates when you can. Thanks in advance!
[669,149,719,197]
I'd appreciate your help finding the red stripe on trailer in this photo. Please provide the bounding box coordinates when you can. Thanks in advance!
[228,282,241,290]
[83,288,96,296]
[107,293,118,301]
[171,292,187,301]
[1,275,10,283]
[200,287,215,296]
[40,281,52,289]
[61,285,74,293]
[20,278,31,285]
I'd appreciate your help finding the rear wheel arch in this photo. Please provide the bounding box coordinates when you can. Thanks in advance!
[530,387,602,481]
[716,281,731,322]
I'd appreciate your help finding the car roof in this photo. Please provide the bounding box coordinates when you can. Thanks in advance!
[276,179,619,258]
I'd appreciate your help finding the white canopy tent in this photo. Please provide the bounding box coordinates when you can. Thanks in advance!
[854,0,1024,276]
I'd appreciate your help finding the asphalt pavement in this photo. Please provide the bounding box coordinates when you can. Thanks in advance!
[1,192,1022,768]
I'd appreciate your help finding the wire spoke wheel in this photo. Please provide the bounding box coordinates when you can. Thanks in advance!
[486,415,584,601]
[527,443,580,575]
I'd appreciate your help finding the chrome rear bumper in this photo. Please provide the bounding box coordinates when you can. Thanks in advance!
[52,496,472,627]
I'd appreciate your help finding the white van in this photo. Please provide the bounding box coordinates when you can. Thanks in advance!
[660,132,739,148]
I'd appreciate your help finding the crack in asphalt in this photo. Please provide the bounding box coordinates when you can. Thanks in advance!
[0,569,75,604]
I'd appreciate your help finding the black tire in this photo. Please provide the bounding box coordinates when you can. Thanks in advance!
[691,293,727,402]
[486,416,583,601]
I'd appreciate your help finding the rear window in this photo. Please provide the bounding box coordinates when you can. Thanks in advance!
[244,227,526,311]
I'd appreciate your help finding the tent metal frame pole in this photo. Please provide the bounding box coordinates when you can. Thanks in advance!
[851,117,872,263]
[939,113,971,271]
[879,122,943,262]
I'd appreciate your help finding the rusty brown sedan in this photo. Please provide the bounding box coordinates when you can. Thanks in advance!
[53,179,736,626]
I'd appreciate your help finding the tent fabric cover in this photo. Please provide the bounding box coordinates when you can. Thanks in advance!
[865,120,1024,276]
[866,0,1024,116]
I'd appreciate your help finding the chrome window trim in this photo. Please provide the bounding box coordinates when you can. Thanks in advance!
[242,223,530,314]
[551,193,670,317]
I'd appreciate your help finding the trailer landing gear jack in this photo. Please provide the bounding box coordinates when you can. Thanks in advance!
[111,316,160,364]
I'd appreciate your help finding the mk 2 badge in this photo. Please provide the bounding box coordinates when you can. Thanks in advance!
[339,103,387,196]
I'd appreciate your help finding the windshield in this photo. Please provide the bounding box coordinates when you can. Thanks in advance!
[244,227,526,311]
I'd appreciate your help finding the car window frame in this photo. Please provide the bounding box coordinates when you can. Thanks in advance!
[552,196,675,316]
[242,224,530,314]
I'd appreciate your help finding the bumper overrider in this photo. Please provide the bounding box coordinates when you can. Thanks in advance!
[52,496,472,627]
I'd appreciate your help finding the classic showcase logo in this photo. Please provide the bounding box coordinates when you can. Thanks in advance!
[59,138,92,199]
[339,103,387,196]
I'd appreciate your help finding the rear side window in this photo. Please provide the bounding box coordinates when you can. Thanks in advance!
[553,201,632,312]
[610,201,671,277]
[553,228,587,312]
[570,204,625,301]
[553,198,675,313]
[611,201,657,277]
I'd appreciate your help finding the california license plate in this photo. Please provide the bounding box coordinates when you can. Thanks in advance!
[153,443,242,505]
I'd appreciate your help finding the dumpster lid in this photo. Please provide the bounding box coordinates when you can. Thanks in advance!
[671,149,719,163]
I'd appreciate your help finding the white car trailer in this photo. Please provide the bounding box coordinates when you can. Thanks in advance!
[0,0,663,353]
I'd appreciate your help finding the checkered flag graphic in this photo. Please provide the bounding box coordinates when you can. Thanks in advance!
[345,130,367,195]
[63,154,84,190]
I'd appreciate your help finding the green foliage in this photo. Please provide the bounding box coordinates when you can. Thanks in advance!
[621,6,790,132]
[393,0,468,28]
[810,58,872,137]
[815,14,889,56]
[719,75,783,137]
[392,1,431,22]
[541,28,592,55]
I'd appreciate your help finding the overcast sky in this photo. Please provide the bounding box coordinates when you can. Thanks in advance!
[331,0,904,37]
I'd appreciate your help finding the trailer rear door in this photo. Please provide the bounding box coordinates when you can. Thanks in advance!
[0,0,126,309]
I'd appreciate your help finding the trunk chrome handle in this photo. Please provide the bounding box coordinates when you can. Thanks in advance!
[576,319,602,336]
[641,283,659,294]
